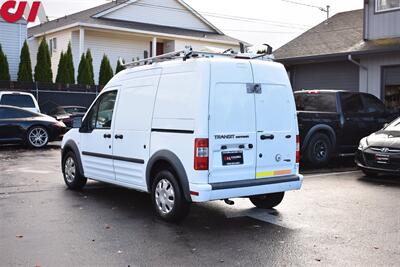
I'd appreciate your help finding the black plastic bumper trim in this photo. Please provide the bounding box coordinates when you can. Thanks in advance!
[210,175,301,190]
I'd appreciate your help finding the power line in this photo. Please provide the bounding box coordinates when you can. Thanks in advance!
[129,2,312,30]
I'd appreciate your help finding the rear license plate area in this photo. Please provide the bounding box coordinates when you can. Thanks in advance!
[375,153,390,164]
[222,151,243,166]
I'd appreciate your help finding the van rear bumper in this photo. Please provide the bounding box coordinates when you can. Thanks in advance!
[189,174,303,202]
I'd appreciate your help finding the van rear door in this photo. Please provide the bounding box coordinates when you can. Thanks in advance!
[251,62,297,179]
[208,61,257,183]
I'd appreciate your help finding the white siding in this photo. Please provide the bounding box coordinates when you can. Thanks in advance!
[84,30,150,84]
[103,0,214,33]
[28,29,72,82]
[359,53,400,98]
[365,0,400,40]
[0,19,27,80]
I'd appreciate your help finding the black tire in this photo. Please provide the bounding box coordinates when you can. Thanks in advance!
[361,169,379,177]
[250,192,285,209]
[151,169,190,222]
[62,151,87,190]
[26,126,49,148]
[306,133,332,166]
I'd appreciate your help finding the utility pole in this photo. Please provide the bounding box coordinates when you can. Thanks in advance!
[282,0,331,20]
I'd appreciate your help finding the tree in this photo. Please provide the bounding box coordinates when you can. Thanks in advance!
[98,54,113,86]
[115,59,125,74]
[77,53,90,85]
[64,43,75,84]
[0,44,10,81]
[34,38,53,82]
[85,49,94,85]
[55,52,67,83]
[17,41,33,82]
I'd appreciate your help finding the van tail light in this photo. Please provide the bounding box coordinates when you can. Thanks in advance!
[296,135,300,163]
[194,138,209,170]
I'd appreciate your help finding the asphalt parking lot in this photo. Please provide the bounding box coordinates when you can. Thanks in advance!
[1,146,400,266]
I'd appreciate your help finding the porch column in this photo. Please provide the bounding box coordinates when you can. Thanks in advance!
[79,27,85,56]
[152,37,157,57]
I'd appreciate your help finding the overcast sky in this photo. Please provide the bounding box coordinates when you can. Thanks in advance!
[12,0,363,50]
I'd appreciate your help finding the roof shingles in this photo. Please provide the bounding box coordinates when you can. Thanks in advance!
[275,9,400,61]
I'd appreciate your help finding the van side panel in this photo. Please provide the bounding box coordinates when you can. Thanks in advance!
[150,60,210,185]
[112,69,162,187]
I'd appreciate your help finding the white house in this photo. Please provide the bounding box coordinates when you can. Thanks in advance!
[28,0,245,84]
[0,17,27,80]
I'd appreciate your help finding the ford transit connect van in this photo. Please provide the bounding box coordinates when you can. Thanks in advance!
[61,50,303,222]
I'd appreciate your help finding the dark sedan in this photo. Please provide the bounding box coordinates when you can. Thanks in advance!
[356,117,400,176]
[48,106,87,129]
[0,105,67,148]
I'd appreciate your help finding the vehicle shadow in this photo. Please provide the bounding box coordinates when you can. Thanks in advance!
[300,156,356,174]
[68,181,293,233]
[358,174,400,187]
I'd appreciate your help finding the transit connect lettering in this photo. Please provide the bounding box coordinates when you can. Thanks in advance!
[214,134,235,140]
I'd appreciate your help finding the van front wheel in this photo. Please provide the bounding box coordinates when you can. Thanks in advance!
[151,170,190,222]
[249,192,285,209]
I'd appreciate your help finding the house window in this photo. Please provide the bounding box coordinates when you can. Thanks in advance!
[383,66,400,110]
[49,38,57,56]
[376,0,400,12]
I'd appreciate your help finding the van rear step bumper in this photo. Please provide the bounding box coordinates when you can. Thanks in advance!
[210,175,300,190]
[189,175,303,202]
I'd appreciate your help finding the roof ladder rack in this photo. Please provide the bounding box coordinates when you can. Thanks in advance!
[121,46,275,69]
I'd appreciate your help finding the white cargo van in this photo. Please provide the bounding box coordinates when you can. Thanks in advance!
[61,49,303,222]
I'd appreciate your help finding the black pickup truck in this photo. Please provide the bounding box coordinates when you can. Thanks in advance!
[295,90,397,165]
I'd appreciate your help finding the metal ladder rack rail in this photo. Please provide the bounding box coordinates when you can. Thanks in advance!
[121,47,274,69]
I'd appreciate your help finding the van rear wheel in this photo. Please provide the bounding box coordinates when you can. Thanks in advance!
[151,170,190,222]
[249,192,285,209]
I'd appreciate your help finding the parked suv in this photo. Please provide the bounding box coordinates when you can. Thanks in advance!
[295,90,396,165]
[0,91,40,113]
[61,55,303,222]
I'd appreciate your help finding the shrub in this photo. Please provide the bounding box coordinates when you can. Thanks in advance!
[98,54,113,86]
[17,41,33,82]
[0,44,11,81]
[34,38,53,82]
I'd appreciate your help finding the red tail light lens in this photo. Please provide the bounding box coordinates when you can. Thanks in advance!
[296,135,300,163]
[194,138,209,170]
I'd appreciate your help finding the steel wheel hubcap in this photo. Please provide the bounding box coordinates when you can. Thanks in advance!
[314,141,327,160]
[155,179,175,215]
[65,157,76,183]
[29,128,48,147]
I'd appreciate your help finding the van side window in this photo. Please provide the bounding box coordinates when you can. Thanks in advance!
[86,91,117,130]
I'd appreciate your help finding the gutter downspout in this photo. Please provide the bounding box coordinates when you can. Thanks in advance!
[348,54,368,93]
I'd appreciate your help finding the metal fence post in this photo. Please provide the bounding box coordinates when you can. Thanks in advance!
[35,82,39,101]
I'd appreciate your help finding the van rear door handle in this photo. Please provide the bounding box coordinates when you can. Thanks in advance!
[103,134,111,139]
[261,134,274,140]
[115,134,124,139]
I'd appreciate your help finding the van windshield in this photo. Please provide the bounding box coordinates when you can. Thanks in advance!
[0,94,35,108]
[295,93,337,112]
